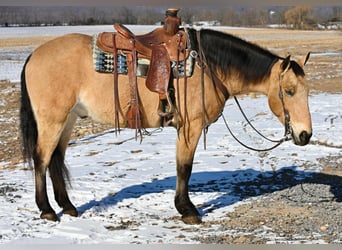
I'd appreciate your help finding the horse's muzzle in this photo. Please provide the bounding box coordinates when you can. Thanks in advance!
[293,130,312,146]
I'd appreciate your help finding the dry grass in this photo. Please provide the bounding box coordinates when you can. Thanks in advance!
[0,36,57,48]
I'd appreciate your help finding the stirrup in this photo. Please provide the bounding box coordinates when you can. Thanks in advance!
[158,93,174,117]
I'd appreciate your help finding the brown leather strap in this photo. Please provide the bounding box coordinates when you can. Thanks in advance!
[196,31,229,101]
[196,30,230,149]
[206,68,230,101]
[181,39,188,143]
[112,33,121,135]
[126,43,142,138]
[197,30,207,149]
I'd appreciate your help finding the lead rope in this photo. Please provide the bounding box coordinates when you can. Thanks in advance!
[232,96,287,143]
[221,73,292,152]
[221,112,288,152]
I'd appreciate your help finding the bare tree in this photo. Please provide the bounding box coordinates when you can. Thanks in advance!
[135,8,162,25]
[179,8,196,25]
[0,6,335,28]
[332,6,342,21]
[284,6,312,29]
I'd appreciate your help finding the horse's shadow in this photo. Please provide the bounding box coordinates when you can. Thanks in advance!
[74,166,342,218]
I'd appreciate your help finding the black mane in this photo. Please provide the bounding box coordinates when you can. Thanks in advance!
[188,28,282,84]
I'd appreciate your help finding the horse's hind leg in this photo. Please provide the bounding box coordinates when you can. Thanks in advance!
[34,156,57,221]
[49,113,78,217]
[49,113,78,216]
[34,124,66,221]
[35,114,77,221]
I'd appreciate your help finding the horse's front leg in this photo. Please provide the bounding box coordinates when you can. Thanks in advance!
[175,123,202,224]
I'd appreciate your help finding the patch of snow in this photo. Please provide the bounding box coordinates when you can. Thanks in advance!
[0,93,341,244]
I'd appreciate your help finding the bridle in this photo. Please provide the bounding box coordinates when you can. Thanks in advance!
[195,29,292,152]
[278,71,293,142]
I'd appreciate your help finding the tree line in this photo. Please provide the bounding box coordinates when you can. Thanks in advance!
[0,6,340,29]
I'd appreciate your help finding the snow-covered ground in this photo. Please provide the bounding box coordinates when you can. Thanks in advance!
[0,25,160,39]
[0,93,341,244]
[0,25,341,244]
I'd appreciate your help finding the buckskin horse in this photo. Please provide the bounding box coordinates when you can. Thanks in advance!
[20,24,312,224]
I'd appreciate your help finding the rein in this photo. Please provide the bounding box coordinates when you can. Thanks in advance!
[221,74,292,152]
[196,30,230,149]
[195,29,292,152]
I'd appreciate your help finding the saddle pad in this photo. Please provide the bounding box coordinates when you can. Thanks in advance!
[92,34,147,75]
[92,34,116,73]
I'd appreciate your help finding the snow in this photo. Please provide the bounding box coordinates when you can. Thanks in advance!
[0,25,158,39]
[0,25,159,83]
[0,25,341,244]
[0,47,32,82]
[0,93,341,244]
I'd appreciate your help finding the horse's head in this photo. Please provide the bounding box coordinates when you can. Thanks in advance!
[268,53,312,146]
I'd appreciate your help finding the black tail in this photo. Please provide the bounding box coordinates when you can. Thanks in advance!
[20,55,37,167]
[19,55,70,185]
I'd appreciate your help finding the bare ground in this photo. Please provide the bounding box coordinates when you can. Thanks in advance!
[0,28,341,243]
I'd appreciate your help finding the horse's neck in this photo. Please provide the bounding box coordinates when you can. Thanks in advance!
[241,80,269,96]
[224,72,272,96]
[226,60,282,96]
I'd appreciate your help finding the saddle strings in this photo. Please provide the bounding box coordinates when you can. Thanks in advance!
[196,30,208,149]
[196,29,229,150]
[174,35,185,142]
[181,32,189,145]
[112,33,121,136]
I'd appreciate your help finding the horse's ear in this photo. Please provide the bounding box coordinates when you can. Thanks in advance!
[280,55,291,74]
[298,52,311,66]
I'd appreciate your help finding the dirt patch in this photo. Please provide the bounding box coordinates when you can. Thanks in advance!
[197,190,342,243]
[195,158,342,243]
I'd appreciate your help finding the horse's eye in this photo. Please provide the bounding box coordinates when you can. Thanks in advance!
[285,89,294,96]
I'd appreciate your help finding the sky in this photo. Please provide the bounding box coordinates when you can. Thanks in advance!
[0,0,340,7]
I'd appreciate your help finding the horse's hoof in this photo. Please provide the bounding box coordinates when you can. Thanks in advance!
[40,212,59,222]
[182,215,202,224]
[63,209,78,217]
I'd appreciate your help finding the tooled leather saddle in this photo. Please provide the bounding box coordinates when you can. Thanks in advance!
[95,9,191,133]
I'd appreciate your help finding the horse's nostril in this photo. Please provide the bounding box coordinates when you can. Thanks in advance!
[299,131,312,145]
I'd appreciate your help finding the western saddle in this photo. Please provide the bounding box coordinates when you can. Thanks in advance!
[95,8,190,133]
